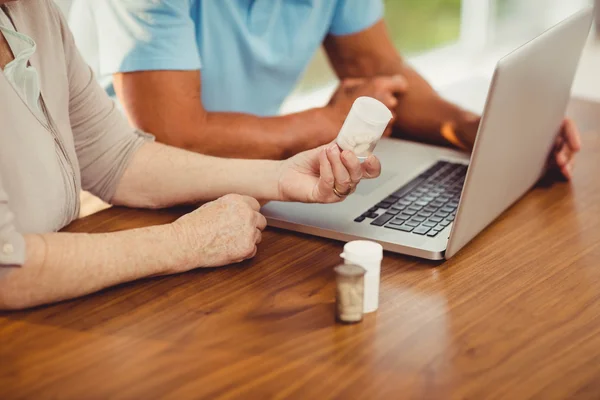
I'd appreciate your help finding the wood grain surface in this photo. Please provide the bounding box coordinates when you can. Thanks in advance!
[1,105,599,399]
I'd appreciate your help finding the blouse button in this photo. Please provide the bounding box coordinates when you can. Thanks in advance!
[2,242,14,255]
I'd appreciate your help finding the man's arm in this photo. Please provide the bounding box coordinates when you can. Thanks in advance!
[114,70,405,160]
[71,0,404,159]
[324,20,478,148]
[324,20,581,178]
[115,71,335,160]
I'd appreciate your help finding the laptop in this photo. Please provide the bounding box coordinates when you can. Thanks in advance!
[262,8,594,260]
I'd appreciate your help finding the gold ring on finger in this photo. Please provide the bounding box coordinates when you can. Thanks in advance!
[333,184,352,198]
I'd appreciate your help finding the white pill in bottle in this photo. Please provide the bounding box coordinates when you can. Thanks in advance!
[336,97,393,162]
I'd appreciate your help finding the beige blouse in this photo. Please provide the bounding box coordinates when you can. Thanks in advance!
[0,1,152,268]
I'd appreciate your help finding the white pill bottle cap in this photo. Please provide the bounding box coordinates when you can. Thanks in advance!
[341,240,384,264]
[336,97,393,162]
[340,240,383,313]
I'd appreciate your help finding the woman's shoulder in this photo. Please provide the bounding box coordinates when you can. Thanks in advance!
[5,0,66,38]
[4,0,75,70]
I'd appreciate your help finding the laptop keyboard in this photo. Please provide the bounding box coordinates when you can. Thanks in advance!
[354,161,467,237]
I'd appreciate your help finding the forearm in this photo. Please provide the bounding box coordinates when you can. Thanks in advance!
[189,108,337,159]
[325,21,473,146]
[112,142,282,209]
[0,225,187,310]
[353,55,467,145]
[115,71,339,160]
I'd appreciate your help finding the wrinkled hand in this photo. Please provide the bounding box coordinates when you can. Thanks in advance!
[326,75,407,136]
[456,116,581,180]
[278,143,382,203]
[172,194,267,269]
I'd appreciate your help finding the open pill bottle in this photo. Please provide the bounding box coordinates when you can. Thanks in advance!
[336,97,393,162]
[334,263,366,324]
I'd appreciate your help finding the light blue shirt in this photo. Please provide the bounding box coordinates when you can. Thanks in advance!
[69,0,384,116]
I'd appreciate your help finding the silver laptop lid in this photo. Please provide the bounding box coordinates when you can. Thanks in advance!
[445,7,593,259]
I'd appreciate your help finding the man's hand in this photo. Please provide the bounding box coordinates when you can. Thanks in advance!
[456,116,581,180]
[172,194,267,268]
[277,143,382,203]
[325,75,407,134]
[548,119,581,180]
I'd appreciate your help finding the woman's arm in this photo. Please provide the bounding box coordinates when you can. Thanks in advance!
[0,143,379,310]
[1,228,182,309]
[0,194,266,310]
[112,141,382,209]
[111,142,281,208]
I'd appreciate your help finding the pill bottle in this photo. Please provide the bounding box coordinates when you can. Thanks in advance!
[336,97,393,162]
[340,240,383,313]
[334,264,366,324]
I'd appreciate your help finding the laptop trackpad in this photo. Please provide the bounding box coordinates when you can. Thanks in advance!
[355,171,396,196]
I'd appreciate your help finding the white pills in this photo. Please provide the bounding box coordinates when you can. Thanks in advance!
[336,97,393,161]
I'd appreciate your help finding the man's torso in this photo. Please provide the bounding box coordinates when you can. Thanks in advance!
[70,0,381,116]
[189,0,338,115]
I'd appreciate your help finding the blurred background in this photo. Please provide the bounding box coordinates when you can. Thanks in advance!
[55,0,597,114]
[286,0,597,114]
[294,0,593,92]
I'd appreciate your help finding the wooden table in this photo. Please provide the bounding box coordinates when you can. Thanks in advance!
[2,106,600,400]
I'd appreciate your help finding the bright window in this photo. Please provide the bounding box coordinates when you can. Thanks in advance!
[385,0,462,53]
[491,0,593,45]
[296,0,463,93]
[290,0,594,102]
